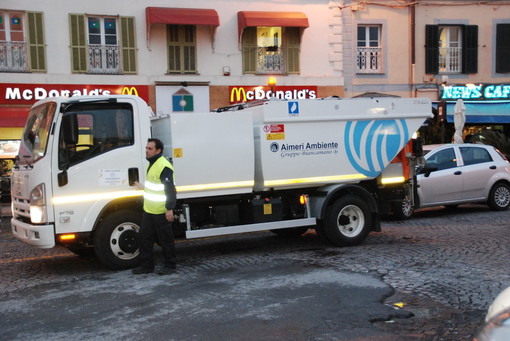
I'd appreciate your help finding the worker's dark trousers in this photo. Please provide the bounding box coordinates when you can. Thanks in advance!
[138,212,177,269]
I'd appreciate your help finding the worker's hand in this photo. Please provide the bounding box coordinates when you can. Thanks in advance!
[165,209,175,222]
[132,181,143,190]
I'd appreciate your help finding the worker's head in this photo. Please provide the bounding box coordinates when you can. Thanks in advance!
[146,138,164,159]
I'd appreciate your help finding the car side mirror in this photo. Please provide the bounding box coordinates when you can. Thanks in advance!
[419,165,438,177]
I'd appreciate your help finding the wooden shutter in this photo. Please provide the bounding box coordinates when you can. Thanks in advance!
[286,27,300,74]
[69,14,87,73]
[167,25,196,74]
[496,24,510,73]
[121,16,137,74]
[425,25,439,74]
[27,12,46,72]
[462,25,478,74]
[242,27,257,74]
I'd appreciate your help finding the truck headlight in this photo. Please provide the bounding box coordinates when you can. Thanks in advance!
[30,183,47,223]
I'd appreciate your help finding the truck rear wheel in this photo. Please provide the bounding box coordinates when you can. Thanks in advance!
[94,210,141,270]
[323,195,371,246]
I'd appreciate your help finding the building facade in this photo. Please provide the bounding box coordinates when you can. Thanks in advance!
[0,0,347,144]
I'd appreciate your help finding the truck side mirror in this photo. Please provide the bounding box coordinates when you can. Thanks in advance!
[62,114,79,145]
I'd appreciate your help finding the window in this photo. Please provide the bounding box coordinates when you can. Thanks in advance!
[460,147,493,166]
[496,24,510,73]
[167,25,196,74]
[0,11,45,72]
[242,27,301,74]
[426,148,457,171]
[356,25,382,74]
[59,103,134,168]
[425,25,477,75]
[69,14,137,74]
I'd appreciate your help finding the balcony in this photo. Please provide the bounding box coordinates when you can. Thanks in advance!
[88,44,121,74]
[356,47,383,74]
[257,47,285,74]
[439,47,462,73]
[0,41,29,72]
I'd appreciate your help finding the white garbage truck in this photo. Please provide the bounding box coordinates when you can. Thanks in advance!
[10,95,431,269]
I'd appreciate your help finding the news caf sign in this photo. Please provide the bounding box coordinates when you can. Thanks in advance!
[229,85,317,104]
[0,83,149,105]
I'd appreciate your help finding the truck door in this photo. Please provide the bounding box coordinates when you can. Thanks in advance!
[53,101,144,235]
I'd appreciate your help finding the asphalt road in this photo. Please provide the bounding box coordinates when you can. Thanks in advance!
[1,204,509,340]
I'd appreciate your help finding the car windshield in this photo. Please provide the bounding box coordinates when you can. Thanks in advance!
[17,101,56,166]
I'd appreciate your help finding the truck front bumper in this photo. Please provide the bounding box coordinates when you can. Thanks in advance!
[11,218,55,248]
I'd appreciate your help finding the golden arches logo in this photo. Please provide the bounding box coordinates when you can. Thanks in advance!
[230,87,247,103]
[121,87,139,96]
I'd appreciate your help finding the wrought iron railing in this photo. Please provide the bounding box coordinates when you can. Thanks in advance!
[0,41,29,72]
[356,47,383,74]
[88,44,121,74]
[257,47,285,74]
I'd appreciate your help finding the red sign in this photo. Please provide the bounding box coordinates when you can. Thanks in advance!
[263,124,285,133]
[0,83,150,105]
[229,85,317,104]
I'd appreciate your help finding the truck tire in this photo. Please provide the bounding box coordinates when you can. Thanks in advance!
[488,182,510,211]
[94,210,142,270]
[323,195,371,246]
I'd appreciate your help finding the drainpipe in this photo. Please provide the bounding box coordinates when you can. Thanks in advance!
[410,1,416,97]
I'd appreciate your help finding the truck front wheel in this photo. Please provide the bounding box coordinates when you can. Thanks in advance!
[94,210,142,270]
[323,195,371,246]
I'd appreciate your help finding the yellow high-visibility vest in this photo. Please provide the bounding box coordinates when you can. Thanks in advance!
[143,156,174,214]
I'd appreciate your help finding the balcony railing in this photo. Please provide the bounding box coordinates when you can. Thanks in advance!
[439,47,462,73]
[88,44,121,74]
[257,47,285,74]
[356,47,383,74]
[0,41,29,72]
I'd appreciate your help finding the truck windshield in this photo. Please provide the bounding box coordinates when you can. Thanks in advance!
[17,101,56,166]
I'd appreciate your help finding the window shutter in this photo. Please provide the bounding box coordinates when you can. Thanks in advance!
[286,27,300,74]
[463,25,478,74]
[69,14,87,73]
[242,27,257,74]
[425,25,439,74]
[121,16,137,74]
[27,12,46,72]
[496,24,510,73]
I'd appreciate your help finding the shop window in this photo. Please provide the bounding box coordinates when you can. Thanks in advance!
[425,24,478,75]
[167,25,197,74]
[0,11,46,72]
[69,14,137,74]
[356,25,383,74]
[496,24,510,73]
[242,27,300,75]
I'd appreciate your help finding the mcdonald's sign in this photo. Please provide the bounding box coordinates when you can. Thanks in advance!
[229,85,317,104]
[121,87,139,96]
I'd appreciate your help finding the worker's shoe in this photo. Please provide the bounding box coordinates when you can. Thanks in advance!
[156,266,176,275]
[132,267,154,275]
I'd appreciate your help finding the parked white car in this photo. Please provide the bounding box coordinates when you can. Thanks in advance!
[398,143,510,218]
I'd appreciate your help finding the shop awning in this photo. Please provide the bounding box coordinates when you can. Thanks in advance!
[442,101,510,124]
[146,7,220,47]
[0,107,29,127]
[237,11,309,42]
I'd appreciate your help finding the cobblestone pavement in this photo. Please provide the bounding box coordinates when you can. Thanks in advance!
[1,204,509,340]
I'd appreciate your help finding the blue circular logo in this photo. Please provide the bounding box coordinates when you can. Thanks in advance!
[344,119,409,177]
[270,142,279,152]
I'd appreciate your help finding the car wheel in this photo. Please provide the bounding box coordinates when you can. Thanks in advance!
[391,197,414,220]
[488,182,510,211]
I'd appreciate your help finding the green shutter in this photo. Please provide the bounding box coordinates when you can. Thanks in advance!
[425,25,439,74]
[69,14,87,73]
[462,25,478,74]
[27,12,46,72]
[496,24,510,73]
[286,27,300,74]
[121,16,137,74]
[167,25,196,74]
[242,27,257,74]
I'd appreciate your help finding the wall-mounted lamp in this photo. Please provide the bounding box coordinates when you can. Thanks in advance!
[223,66,230,76]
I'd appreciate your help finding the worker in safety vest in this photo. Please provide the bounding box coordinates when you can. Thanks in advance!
[132,138,177,275]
